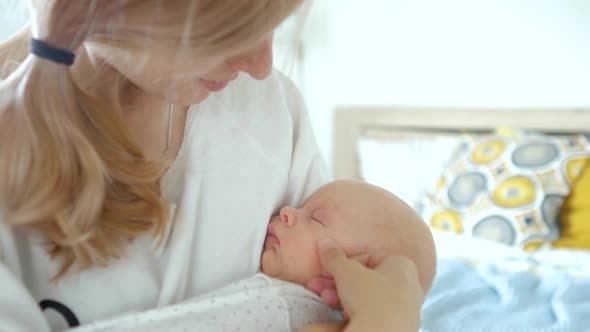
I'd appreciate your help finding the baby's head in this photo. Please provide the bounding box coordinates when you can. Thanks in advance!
[261,180,436,292]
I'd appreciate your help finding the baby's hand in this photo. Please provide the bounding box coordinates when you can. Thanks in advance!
[306,274,341,310]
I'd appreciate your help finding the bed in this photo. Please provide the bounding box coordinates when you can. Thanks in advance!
[333,106,590,331]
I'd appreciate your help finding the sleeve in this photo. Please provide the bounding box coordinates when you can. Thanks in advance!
[0,264,52,332]
[277,70,331,207]
[65,278,290,332]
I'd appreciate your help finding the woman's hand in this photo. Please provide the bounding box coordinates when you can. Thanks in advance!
[26,0,126,50]
[301,238,425,332]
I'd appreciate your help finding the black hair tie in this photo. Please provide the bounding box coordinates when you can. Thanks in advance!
[30,38,76,66]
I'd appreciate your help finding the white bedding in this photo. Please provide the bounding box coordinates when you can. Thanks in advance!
[434,232,590,276]
[422,233,590,331]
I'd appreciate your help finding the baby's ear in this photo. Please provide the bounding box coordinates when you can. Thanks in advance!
[348,253,370,267]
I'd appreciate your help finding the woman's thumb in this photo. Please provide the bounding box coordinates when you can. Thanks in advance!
[318,238,347,275]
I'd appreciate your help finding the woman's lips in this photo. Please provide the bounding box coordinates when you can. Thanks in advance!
[200,79,230,92]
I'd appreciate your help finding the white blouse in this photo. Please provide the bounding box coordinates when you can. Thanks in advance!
[0,69,328,332]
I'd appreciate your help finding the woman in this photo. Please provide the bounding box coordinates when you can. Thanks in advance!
[0,1,423,331]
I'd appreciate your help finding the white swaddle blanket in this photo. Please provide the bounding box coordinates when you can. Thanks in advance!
[69,274,342,332]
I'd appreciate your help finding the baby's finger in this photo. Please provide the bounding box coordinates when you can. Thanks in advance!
[306,277,336,295]
[320,288,342,310]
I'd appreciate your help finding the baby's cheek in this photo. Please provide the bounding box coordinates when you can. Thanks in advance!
[260,248,281,277]
[288,248,321,285]
[310,249,324,276]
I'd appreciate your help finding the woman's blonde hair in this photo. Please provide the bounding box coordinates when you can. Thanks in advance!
[0,0,302,279]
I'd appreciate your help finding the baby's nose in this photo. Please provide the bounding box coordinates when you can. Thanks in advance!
[280,206,297,226]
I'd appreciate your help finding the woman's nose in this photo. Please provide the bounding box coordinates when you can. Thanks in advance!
[280,206,297,226]
[227,38,273,80]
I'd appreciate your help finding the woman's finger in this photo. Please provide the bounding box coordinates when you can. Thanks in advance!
[318,238,361,283]
[375,255,421,290]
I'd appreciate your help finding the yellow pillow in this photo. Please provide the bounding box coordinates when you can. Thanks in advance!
[552,162,590,249]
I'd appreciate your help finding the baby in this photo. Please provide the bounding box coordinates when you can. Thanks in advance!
[72,180,436,332]
[261,179,436,294]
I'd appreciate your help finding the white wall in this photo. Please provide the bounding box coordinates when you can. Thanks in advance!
[0,0,29,40]
[301,0,590,171]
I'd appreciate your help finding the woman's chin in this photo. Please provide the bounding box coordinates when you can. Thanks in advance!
[160,85,211,106]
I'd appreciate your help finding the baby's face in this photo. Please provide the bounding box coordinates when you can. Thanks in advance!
[260,182,387,286]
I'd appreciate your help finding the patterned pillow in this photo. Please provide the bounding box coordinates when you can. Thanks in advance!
[421,131,590,248]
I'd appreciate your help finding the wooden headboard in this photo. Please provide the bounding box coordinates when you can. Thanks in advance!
[333,106,590,179]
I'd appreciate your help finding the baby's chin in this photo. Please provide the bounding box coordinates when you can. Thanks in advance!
[260,240,282,278]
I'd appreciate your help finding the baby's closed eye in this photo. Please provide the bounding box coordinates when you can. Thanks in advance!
[312,209,330,225]
[312,217,325,226]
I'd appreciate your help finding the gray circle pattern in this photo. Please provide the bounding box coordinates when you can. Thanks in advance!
[448,172,487,207]
[472,215,516,245]
[512,141,559,168]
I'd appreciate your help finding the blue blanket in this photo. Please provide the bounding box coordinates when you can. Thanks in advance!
[421,258,590,332]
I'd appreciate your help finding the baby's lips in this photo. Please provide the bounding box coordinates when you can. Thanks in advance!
[266,223,281,245]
